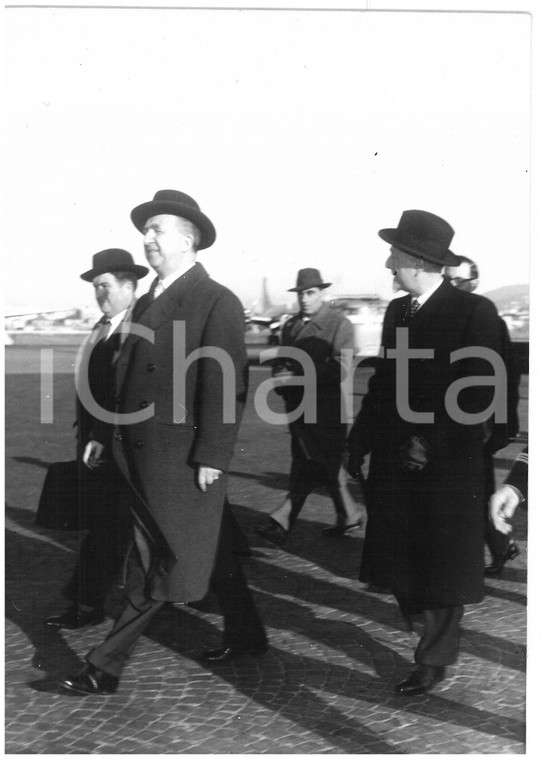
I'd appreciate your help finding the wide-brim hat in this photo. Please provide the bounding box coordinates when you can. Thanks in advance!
[288,268,332,292]
[80,248,149,282]
[378,209,461,267]
[130,189,216,250]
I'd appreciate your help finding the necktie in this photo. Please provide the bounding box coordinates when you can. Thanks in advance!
[408,298,420,319]
[153,280,165,299]
[94,319,111,342]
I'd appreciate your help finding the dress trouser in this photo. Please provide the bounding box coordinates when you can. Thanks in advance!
[271,465,360,531]
[398,602,464,667]
[86,514,267,679]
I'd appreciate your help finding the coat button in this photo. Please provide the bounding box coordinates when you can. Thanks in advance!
[114,432,123,441]
[146,363,156,372]
[139,400,150,409]
[114,394,121,404]
[134,439,145,449]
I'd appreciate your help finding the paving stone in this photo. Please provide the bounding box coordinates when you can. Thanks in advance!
[4,362,530,753]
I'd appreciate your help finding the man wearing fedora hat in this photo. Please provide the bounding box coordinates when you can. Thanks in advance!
[347,210,503,695]
[256,267,360,548]
[60,190,266,696]
[46,249,148,631]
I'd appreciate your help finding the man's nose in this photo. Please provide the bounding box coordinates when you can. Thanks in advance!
[144,229,155,243]
[385,255,394,269]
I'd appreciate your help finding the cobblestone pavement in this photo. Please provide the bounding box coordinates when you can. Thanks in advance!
[4,347,530,754]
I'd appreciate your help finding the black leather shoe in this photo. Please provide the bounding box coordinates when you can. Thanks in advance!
[255,521,287,548]
[322,519,362,537]
[46,606,105,630]
[199,643,268,663]
[395,665,445,696]
[485,541,520,576]
[59,663,119,695]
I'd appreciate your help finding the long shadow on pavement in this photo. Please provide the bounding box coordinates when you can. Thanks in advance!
[244,557,527,675]
[6,501,525,751]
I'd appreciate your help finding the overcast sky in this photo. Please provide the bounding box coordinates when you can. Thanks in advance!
[3,2,534,316]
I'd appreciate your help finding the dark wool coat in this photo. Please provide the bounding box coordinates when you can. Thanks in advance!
[349,280,502,610]
[112,263,248,603]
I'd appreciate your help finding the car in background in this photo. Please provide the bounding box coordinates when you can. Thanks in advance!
[328,294,388,356]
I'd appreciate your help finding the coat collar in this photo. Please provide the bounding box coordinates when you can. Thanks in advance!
[289,301,333,335]
[114,264,209,393]
[135,262,208,330]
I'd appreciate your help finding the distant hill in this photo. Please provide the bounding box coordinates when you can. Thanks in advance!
[482,284,529,313]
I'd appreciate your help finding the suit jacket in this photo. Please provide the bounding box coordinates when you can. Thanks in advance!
[76,311,131,449]
[349,279,502,609]
[112,263,247,602]
[75,308,134,518]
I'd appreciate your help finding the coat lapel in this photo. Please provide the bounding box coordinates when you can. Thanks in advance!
[114,263,209,393]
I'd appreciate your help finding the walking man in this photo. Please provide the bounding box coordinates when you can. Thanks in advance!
[347,210,502,695]
[60,190,267,695]
[256,268,360,548]
[46,249,147,629]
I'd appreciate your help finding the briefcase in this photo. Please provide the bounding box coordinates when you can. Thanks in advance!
[35,460,90,531]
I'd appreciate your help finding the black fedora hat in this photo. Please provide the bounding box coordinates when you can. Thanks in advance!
[80,249,149,282]
[288,268,332,292]
[130,189,216,250]
[378,210,461,267]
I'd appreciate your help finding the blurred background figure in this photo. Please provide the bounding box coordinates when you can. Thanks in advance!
[444,255,521,575]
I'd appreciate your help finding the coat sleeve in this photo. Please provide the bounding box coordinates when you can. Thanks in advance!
[191,291,248,471]
[314,316,355,386]
[450,295,503,420]
[506,448,528,505]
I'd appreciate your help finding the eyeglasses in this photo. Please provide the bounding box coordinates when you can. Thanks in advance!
[444,276,476,286]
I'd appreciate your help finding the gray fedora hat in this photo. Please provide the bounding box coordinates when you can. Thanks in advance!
[130,189,216,250]
[288,268,332,292]
[378,210,461,267]
[80,248,149,282]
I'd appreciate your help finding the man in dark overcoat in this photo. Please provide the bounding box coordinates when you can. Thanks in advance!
[60,190,267,695]
[256,268,360,547]
[347,210,503,695]
[444,255,521,575]
[46,249,147,630]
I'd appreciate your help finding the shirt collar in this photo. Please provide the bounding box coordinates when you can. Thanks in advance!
[106,309,128,337]
[414,277,444,308]
[158,262,196,291]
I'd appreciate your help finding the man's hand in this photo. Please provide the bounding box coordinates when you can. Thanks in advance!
[489,484,521,534]
[83,440,105,470]
[198,465,223,492]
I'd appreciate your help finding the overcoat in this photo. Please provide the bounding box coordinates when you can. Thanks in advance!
[349,280,502,610]
[278,303,353,472]
[112,263,248,603]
